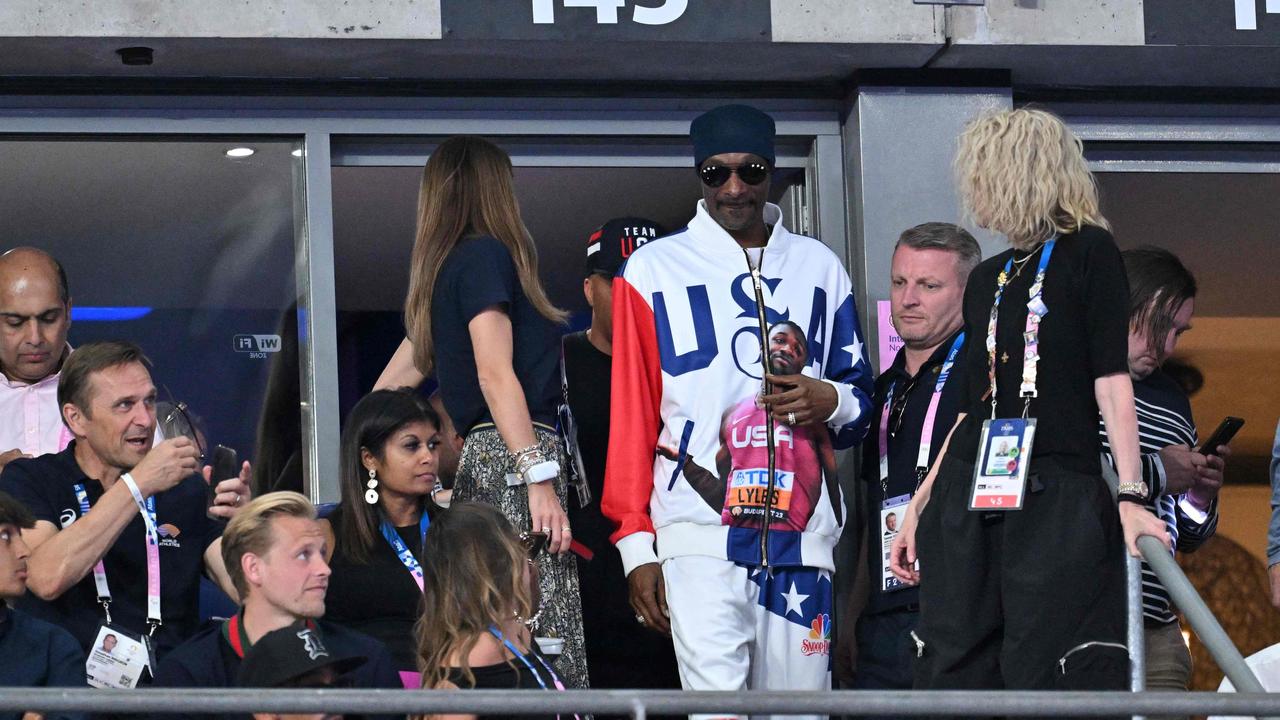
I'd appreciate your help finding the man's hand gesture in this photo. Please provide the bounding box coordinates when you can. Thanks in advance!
[130,438,200,497]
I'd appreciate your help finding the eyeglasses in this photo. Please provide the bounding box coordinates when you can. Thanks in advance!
[698,162,770,188]
[157,393,207,462]
[519,531,548,561]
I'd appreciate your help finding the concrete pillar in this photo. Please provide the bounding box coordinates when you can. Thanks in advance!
[843,84,1012,373]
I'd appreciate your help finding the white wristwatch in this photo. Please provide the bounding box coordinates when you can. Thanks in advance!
[521,460,559,485]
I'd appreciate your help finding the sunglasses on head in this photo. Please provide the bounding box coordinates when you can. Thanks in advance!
[519,531,548,560]
[698,162,770,188]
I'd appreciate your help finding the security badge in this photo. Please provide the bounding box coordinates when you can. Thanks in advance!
[970,417,1036,511]
[880,493,912,592]
[86,624,153,689]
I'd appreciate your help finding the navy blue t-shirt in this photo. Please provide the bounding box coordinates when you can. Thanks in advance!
[0,443,222,658]
[430,235,562,434]
[0,603,86,720]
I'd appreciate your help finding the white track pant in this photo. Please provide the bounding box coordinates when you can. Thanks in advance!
[662,555,832,720]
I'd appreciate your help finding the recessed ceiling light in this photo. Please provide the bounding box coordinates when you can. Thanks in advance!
[291,148,303,157]
[225,147,255,158]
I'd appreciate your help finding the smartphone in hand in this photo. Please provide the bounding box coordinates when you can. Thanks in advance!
[208,445,239,516]
[1199,417,1244,458]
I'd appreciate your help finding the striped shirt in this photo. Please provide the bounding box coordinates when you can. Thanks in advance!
[1098,369,1219,624]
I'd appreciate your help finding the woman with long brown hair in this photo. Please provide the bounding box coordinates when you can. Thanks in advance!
[417,502,567,720]
[376,135,587,688]
[888,108,1170,693]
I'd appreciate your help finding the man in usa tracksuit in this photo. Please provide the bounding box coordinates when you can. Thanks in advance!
[603,104,873,720]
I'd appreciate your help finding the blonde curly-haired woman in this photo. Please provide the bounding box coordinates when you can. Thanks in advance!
[889,108,1170,693]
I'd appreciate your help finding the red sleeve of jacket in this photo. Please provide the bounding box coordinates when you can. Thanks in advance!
[603,274,663,544]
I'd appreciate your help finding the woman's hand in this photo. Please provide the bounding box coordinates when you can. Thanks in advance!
[888,497,925,585]
[1119,501,1172,557]
[528,483,571,554]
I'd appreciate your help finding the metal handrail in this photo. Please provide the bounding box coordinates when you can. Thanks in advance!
[1136,533,1271,702]
[1127,552,1147,707]
[2,689,1280,717]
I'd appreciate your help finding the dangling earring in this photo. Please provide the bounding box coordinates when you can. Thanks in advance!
[364,468,379,505]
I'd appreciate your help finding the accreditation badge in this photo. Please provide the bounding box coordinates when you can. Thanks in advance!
[85,623,153,689]
[880,493,912,592]
[969,418,1036,511]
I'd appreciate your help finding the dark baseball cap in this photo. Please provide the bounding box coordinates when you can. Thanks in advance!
[585,216,666,277]
[236,624,367,688]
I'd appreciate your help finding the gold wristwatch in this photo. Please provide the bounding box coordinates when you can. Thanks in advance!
[1117,480,1149,500]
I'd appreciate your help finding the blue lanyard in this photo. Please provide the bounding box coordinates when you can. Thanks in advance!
[486,625,577,720]
[988,238,1057,413]
[934,332,965,395]
[378,512,430,592]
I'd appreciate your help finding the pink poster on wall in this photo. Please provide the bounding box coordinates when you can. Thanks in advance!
[877,300,903,371]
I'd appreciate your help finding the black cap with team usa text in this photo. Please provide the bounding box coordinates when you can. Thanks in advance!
[584,216,666,278]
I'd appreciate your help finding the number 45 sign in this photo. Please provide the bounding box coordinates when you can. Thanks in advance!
[532,0,687,25]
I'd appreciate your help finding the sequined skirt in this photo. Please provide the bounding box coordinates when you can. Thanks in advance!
[455,424,591,689]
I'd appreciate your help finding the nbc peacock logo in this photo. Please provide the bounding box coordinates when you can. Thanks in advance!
[801,613,830,656]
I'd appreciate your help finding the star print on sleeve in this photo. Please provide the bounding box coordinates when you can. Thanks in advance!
[824,292,874,449]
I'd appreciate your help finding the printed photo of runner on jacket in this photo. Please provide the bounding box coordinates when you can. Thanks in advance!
[671,320,841,533]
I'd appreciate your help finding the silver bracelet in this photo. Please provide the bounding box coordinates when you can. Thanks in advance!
[509,443,540,461]
[514,449,548,476]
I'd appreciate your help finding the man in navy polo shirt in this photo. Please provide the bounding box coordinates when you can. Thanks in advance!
[0,340,250,660]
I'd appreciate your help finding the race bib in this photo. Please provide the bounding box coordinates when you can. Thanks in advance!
[726,467,794,521]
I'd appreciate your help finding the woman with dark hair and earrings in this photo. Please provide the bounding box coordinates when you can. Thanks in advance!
[319,388,443,673]
[416,501,566,720]
[374,135,587,688]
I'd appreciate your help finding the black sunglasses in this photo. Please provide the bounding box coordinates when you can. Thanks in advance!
[698,162,770,188]
[887,377,920,438]
[519,531,548,560]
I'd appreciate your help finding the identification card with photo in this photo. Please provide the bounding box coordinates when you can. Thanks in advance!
[85,624,152,689]
[969,417,1036,511]
[880,493,912,592]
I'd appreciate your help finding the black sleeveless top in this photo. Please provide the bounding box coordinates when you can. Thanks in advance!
[324,503,429,670]
[445,649,561,720]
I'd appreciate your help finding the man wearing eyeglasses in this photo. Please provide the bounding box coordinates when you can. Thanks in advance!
[604,104,873,718]
[844,223,980,699]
